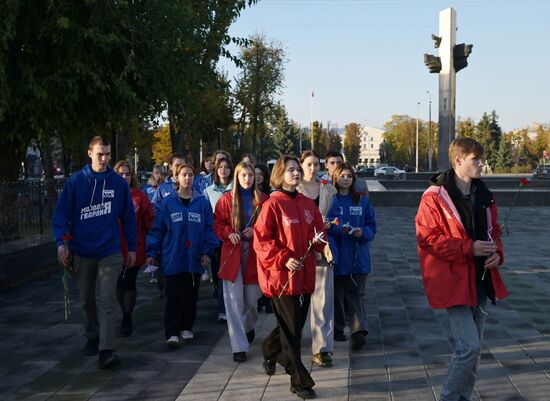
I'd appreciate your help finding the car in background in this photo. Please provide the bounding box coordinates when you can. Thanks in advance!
[355,166,375,177]
[374,166,406,179]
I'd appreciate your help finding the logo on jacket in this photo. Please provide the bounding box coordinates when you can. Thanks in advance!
[188,212,201,223]
[304,210,313,225]
[80,202,112,220]
[283,216,300,226]
[103,189,115,198]
[350,206,362,216]
[171,212,183,222]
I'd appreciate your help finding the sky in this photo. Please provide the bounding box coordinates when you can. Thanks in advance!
[220,0,550,132]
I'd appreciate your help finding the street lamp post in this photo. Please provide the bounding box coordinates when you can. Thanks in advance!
[415,102,420,173]
[216,128,223,150]
[427,91,433,171]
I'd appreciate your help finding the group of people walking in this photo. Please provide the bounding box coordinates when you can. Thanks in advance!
[53,135,507,401]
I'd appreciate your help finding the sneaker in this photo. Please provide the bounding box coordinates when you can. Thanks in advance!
[83,338,99,356]
[290,385,316,399]
[262,359,276,376]
[201,271,210,282]
[166,336,180,348]
[217,313,227,323]
[351,332,366,350]
[334,331,347,342]
[180,330,194,340]
[233,352,246,363]
[312,352,333,367]
[98,350,120,369]
[246,329,255,344]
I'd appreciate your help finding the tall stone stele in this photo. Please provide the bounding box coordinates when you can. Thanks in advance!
[424,7,473,170]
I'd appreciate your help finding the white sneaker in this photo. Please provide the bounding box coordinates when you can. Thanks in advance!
[166,336,179,347]
[201,271,210,282]
[180,330,194,340]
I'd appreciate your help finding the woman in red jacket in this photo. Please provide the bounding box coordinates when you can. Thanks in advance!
[114,161,154,337]
[253,155,325,400]
[214,161,268,363]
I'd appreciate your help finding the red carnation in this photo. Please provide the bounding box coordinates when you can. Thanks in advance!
[61,234,73,241]
[333,217,340,226]
[519,177,529,187]
[320,179,329,185]
[185,240,191,248]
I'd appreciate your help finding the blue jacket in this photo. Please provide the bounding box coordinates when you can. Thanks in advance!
[52,165,137,258]
[151,177,177,214]
[146,191,218,276]
[142,183,157,201]
[327,194,376,275]
[193,173,212,195]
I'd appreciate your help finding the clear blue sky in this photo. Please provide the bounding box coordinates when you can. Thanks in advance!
[220,0,550,132]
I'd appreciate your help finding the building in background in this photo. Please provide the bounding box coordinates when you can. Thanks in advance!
[359,126,385,166]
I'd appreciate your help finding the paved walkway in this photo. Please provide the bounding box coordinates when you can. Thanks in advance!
[1,207,550,401]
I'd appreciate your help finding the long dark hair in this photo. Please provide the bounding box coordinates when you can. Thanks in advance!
[333,162,360,205]
[254,163,270,195]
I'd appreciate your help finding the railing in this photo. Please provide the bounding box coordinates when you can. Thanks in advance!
[0,179,66,245]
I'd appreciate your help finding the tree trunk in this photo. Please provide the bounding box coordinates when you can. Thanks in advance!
[0,139,26,182]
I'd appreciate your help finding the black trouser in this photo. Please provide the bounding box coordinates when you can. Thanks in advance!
[164,272,201,338]
[334,274,368,336]
[117,266,140,314]
[262,294,314,389]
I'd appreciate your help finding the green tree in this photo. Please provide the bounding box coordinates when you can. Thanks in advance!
[456,118,476,138]
[533,125,550,159]
[495,136,513,170]
[383,115,418,167]
[234,34,286,160]
[343,123,361,166]
[326,127,342,154]
[271,104,296,156]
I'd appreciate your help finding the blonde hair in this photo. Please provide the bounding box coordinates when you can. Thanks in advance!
[114,160,139,189]
[270,155,300,190]
[231,162,263,231]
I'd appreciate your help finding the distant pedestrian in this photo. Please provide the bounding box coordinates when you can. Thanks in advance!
[241,153,256,165]
[143,164,164,201]
[52,136,137,369]
[320,150,343,184]
[415,138,508,401]
[114,160,154,337]
[254,155,326,400]
[326,162,376,351]
[151,154,187,214]
[146,162,218,348]
[193,152,215,195]
[214,161,268,363]
[297,150,337,368]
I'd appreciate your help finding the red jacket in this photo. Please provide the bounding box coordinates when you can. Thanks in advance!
[214,191,268,283]
[415,185,508,309]
[253,191,325,297]
[121,187,154,267]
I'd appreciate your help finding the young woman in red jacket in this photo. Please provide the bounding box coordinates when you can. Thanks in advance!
[253,155,326,400]
[114,161,154,337]
[214,161,268,363]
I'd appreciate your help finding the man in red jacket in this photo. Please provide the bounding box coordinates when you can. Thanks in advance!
[415,138,508,401]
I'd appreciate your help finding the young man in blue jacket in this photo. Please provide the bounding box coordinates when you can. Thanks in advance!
[53,136,137,369]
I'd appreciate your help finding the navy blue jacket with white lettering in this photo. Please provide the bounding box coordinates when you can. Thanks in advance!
[52,165,137,258]
[327,194,377,276]
[146,191,218,276]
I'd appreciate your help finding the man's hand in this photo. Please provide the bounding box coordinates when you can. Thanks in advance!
[228,233,241,245]
[127,251,136,267]
[57,245,70,267]
[472,240,497,257]
[201,255,211,268]
[484,253,501,270]
[285,258,303,271]
[352,228,363,238]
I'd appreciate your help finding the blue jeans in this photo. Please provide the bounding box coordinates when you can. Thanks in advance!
[440,298,488,401]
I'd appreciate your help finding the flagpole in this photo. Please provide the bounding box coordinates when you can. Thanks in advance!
[310,90,314,150]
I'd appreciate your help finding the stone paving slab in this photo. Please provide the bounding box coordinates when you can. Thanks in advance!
[2,207,550,401]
